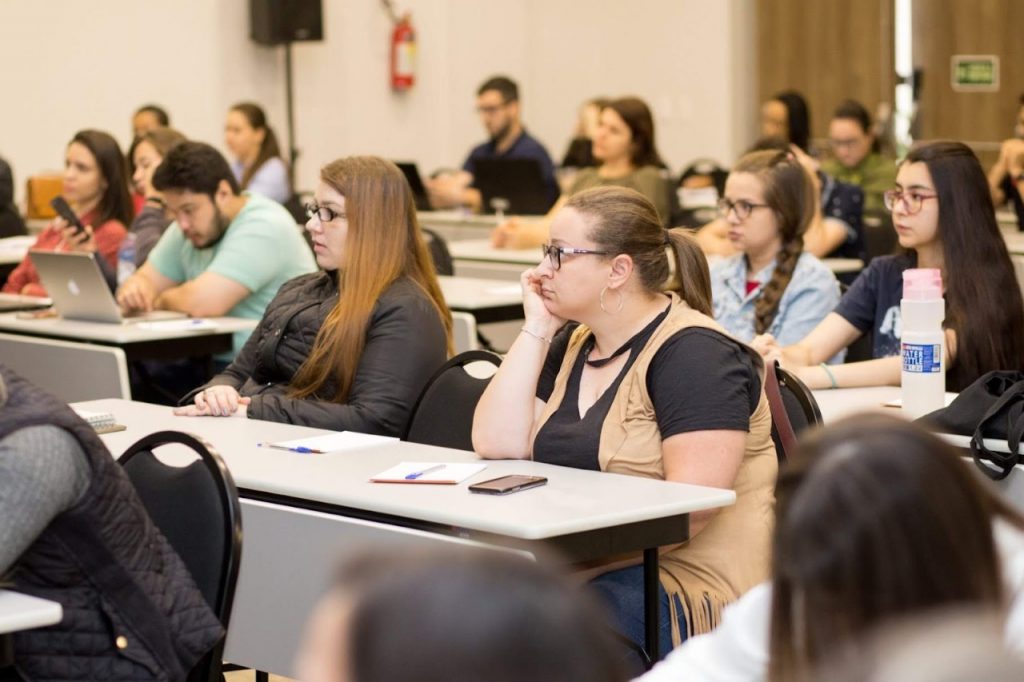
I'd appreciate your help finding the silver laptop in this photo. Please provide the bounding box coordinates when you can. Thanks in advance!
[29,250,185,324]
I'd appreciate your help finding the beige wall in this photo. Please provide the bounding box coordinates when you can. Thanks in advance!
[0,0,756,203]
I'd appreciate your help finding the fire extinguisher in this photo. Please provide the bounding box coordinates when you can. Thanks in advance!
[390,13,416,91]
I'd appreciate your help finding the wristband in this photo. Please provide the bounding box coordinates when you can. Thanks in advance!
[520,326,551,344]
[819,362,838,389]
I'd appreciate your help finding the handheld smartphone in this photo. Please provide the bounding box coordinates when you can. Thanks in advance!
[468,475,547,495]
[50,197,85,236]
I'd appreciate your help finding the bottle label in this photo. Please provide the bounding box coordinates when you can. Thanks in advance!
[902,343,942,373]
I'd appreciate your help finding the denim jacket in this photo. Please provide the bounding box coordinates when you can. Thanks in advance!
[711,252,841,349]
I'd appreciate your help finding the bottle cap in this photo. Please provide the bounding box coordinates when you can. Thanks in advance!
[903,268,943,300]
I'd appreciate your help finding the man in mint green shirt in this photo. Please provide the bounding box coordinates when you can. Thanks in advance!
[117,141,315,358]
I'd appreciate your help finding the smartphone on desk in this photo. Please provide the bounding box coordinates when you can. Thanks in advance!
[469,475,547,495]
[50,197,85,236]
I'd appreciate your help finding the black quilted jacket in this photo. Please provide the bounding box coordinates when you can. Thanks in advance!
[184,271,448,435]
[1,366,223,681]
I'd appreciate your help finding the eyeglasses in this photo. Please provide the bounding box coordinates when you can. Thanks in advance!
[716,198,771,221]
[883,189,938,215]
[305,202,346,223]
[540,243,609,271]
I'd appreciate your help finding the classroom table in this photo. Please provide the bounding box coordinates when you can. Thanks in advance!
[418,210,505,243]
[0,314,256,363]
[450,238,865,281]
[80,397,735,675]
[0,591,63,667]
[438,274,523,323]
[812,386,1024,511]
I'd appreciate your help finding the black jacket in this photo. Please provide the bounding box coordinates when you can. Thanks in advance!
[1,365,223,681]
[187,271,448,435]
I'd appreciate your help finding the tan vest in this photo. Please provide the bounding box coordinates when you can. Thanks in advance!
[533,293,777,642]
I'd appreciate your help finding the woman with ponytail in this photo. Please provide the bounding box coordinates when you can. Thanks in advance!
[176,156,452,435]
[224,102,292,204]
[711,150,840,348]
[473,186,776,666]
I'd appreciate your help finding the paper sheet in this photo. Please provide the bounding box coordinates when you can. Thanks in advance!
[269,431,397,453]
[371,462,487,484]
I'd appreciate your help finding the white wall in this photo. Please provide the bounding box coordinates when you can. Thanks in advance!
[0,0,755,204]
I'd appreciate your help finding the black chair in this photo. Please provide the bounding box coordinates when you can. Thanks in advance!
[862,208,898,263]
[403,350,502,451]
[838,282,874,363]
[118,431,243,682]
[768,362,823,465]
[422,227,454,276]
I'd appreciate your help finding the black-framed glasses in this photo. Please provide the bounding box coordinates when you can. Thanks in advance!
[883,189,938,215]
[540,243,609,271]
[305,202,346,222]
[716,198,771,221]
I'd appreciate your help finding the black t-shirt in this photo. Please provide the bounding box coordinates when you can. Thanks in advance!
[534,319,761,471]
[833,253,914,358]
[820,173,866,261]
[1000,173,1024,230]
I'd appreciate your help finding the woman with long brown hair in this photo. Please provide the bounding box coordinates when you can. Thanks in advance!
[175,156,452,434]
[638,414,1024,681]
[474,186,776,665]
[224,102,292,204]
[711,149,840,347]
[755,140,1024,391]
[492,96,674,248]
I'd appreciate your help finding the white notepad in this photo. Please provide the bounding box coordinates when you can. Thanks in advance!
[370,462,487,484]
[132,319,218,332]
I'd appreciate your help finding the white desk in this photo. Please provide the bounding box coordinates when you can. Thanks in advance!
[0,314,256,363]
[0,591,62,667]
[418,211,505,243]
[812,386,1024,511]
[438,275,523,323]
[81,398,735,675]
[0,591,62,635]
[451,238,864,281]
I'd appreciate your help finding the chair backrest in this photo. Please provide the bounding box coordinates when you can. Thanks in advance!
[862,209,898,263]
[118,431,242,682]
[837,282,874,362]
[422,227,454,276]
[403,350,502,451]
[0,332,130,401]
[450,311,479,354]
[766,362,823,464]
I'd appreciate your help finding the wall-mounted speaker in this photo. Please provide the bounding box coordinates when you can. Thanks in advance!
[250,0,323,45]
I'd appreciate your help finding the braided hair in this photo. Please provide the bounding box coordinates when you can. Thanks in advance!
[731,150,815,334]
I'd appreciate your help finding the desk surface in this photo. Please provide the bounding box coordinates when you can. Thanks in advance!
[439,275,522,311]
[0,313,256,344]
[0,236,32,266]
[80,398,735,541]
[0,591,62,635]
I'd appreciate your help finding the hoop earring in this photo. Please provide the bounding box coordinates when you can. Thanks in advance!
[599,286,624,314]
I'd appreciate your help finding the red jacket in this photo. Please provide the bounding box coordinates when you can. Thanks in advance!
[2,211,127,297]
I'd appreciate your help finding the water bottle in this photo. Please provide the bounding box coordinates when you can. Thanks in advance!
[117,233,137,285]
[901,268,945,417]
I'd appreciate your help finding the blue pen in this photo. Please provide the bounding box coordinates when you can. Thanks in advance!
[259,442,326,454]
[405,464,445,480]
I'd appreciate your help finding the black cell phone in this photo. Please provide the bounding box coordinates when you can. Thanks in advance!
[468,475,548,495]
[50,197,85,236]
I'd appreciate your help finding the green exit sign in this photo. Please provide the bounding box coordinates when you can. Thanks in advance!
[951,55,1000,92]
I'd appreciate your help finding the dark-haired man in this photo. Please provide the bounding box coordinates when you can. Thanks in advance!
[116,141,315,359]
[427,75,557,211]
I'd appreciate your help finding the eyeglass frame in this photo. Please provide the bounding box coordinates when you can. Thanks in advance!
[540,243,609,271]
[882,189,938,215]
[716,197,772,221]
[305,201,346,223]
